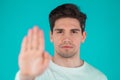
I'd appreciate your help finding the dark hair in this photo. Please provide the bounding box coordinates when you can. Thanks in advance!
[49,3,87,33]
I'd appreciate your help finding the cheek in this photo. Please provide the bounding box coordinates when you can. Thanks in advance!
[73,37,82,45]
[74,39,80,45]
[53,36,61,45]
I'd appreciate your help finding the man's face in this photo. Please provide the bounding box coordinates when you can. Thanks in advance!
[50,18,86,58]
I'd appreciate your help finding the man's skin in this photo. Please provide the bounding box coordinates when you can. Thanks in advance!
[18,17,86,80]
[19,26,51,79]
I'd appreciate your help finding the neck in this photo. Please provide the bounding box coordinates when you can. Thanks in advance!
[52,52,84,68]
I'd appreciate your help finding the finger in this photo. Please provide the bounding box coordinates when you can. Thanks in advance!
[28,29,33,50]
[21,36,28,52]
[38,30,44,53]
[42,52,51,68]
[32,26,39,49]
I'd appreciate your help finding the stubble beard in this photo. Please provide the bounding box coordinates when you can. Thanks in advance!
[55,46,77,58]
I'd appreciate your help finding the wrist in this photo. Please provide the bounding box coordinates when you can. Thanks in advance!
[19,72,35,80]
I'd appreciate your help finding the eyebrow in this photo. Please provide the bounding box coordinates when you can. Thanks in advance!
[71,29,81,31]
[54,29,63,31]
[54,28,81,31]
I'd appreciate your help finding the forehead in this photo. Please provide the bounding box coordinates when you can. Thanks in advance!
[54,18,81,29]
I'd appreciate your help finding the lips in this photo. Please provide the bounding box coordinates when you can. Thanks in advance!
[62,46,73,48]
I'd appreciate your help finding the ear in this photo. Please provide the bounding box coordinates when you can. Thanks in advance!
[50,31,53,42]
[81,31,86,43]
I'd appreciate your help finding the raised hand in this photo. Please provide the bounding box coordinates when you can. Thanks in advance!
[18,26,51,78]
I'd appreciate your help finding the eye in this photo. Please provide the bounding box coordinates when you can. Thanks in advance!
[71,30,78,33]
[57,30,63,33]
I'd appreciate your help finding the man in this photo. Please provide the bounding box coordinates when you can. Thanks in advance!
[15,3,107,80]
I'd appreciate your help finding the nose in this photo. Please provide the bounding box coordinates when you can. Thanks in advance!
[62,33,72,44]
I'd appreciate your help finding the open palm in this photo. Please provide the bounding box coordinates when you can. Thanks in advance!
[19,26,51,77]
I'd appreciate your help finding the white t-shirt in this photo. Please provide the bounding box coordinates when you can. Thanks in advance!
[15,61,107,80]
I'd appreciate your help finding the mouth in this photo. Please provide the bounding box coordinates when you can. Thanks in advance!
[61,46,73,49]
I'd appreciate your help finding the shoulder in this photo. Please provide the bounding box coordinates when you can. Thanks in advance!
[83,62,108,80]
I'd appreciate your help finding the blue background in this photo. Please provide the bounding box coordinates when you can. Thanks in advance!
[0,0,120,80]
